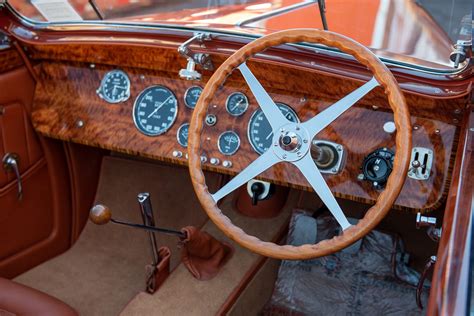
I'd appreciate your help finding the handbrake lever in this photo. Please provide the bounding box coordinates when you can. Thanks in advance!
[89,203,186,238]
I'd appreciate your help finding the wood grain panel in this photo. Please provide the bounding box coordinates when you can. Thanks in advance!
[0,48,23,73]
[25,43,469,126]
[31,61,459,212]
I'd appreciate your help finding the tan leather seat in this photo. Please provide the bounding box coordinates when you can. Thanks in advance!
[0,278,78,316]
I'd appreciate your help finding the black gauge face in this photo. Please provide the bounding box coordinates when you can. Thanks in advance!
[177,123,189,147]
[97,70,131,103]
[247,103,299,155]
[133,86,178,136]
[226,92,249,116]
[184,86,202,109]
[218,131,240,155]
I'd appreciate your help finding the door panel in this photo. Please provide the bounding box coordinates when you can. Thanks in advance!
[0,50,73,278]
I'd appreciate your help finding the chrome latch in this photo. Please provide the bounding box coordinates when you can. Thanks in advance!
[416,212,441,242]
[449,14,471,68]
[178,33,213,81]
[3,153,22,200]
[408,147,433,180]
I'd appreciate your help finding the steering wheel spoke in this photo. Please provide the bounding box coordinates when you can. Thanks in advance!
[302,76,379,137]
[238,62,289,129]
[293,155,351,230]
[211,150,280,203]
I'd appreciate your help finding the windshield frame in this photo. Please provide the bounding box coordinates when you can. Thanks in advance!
[2,1,470,76]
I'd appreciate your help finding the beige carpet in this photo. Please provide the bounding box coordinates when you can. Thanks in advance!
[120,191,297,316]
[15,157,220,316]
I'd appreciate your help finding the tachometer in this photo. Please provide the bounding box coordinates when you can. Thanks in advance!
[96,70,131,103]
[226,92,249,116]
[218,131,240,155]
[132,86,178,136]
[247,103,299,154]
[184,86,202,109]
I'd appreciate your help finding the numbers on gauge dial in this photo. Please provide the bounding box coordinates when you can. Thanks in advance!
[132,86,178,136]
[247,103,299,155]
[97,70,131,103]
[184,86,202,109]
[177,123,189,147]
[218,131,241,156]
[226,92,249,116]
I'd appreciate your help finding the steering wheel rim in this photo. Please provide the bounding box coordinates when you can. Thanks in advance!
[188,29,412,260]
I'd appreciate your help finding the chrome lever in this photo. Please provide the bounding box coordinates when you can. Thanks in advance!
[2,153,22,200]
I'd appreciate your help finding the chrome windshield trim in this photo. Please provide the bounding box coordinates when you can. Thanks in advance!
[2,1,469,76]
[236,1,314,27]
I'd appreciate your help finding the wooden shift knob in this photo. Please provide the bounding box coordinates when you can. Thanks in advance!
[89,204,112,225]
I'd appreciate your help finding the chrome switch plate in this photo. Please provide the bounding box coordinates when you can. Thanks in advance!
[408,147,434,180]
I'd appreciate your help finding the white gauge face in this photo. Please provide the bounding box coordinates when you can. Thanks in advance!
[132,86,178,136]
[226,92,249,116]
[218,131,240,155]
[97,70,131,103]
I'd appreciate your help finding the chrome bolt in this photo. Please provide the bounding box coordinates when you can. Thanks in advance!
[413,125,420,131]
[303,139,308,143]
[172,150,182,158]
[332,168,337,173]
[222,160,232,168]
[76,120,84,128]
[300,96,307,103]
[89,64,95,69]
[454,109,461,114]
[297,152,301,157]
[357,174,365,180]
[139,75,145,80]
[435,129,440,134]
[453,118,459,124]
[282,154,287,159]
[372,105,379,111]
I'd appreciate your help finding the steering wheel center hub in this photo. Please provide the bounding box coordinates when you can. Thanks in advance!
[272,124,310,161]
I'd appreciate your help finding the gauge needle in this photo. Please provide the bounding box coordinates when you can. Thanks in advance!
[147,96,172,118]
[266,132,273,140]
[231,99,243,111]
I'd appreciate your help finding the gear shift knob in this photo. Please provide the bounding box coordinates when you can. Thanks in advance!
[89,204,112,225]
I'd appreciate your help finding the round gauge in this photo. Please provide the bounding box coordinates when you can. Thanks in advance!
[247,103,299,155]
[132,86,178,136]
[177,123,189,147]
[218,131,240,156]
[97,70,131,103]
[226,92,249,116]
[184,86,202,109]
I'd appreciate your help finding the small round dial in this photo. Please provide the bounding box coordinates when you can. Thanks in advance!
[184,86,202,109]
[226,92,249,116]
[361,148,395,189]
[247,103,299,155]
[97,70,131,103]
[218,131,240,155]
[177,123,189,147]
[132,86,178,136]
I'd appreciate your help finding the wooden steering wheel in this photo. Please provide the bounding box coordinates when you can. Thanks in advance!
[188,29,412,260]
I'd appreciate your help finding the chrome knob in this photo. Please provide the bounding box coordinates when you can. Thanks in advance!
[222,160,232,168]
[172,150,183,158]
[210,158,220,165]
[200,156,208,163]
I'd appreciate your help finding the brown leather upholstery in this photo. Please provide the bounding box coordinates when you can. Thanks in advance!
[0,278,77,316]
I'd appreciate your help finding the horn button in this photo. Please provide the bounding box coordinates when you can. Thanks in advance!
[272,124,311,162]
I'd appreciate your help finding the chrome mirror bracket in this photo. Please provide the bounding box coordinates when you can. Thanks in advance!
[178,33,214,80]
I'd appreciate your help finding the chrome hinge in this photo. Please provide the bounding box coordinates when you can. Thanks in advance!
[178,33,214,81]
[0,31,11,50]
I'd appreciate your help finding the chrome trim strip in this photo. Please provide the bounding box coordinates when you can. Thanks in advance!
[236,1,314,27]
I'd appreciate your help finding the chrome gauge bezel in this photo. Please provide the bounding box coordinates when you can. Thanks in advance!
[96,69,131,104]
[132,85,178,137]
[176,123,190,147]
[183,86,203,109]
[217,131,241,156]
[225,92,249,117]
[247,103,300,155]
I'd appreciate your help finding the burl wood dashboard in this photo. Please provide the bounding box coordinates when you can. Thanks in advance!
[26,42,468,212]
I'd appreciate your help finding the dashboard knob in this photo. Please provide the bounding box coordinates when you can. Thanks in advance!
[172,150,183,158]
[222,160,232,168]
[210,158,220,165]
[361,148,395,189]
[383,121,396,134]
[200,156,208,163]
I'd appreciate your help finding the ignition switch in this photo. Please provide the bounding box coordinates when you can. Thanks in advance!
[359,148,395,189]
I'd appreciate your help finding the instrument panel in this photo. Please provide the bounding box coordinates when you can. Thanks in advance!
[31,62,459,213]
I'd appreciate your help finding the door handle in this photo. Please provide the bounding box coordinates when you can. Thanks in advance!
[3,153,22,200]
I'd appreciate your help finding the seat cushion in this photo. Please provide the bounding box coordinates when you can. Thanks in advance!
[0,278,77,316]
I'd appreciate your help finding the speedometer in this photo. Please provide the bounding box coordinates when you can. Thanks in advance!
[247,103,299,154]
[132,86,178,136]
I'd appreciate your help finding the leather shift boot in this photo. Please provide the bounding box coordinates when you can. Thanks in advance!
[180,226,234,280]
[145,246,171,293]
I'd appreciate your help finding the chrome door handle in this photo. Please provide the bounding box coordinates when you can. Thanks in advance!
[3,153,22,200]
